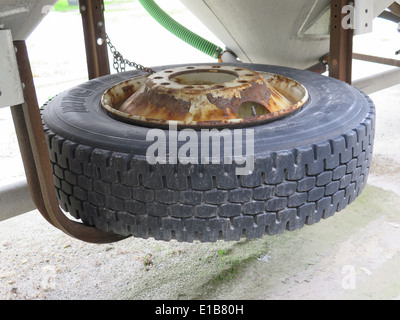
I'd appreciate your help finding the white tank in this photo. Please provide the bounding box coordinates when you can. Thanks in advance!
[0,0,58,40]
[180,0,392,69]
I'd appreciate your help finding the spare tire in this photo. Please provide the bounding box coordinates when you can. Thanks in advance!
[41,63,375,242]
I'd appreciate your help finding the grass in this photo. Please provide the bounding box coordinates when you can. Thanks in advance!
[54,0,79,12]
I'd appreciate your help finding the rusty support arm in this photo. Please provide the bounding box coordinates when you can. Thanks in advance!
[389,2,400,17]
[353,53,400,67]
[329,0,354,84]
[11,40,126,244]
[79,0,110,80]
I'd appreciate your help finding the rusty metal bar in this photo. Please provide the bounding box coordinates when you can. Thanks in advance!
[79,0,110,79]
[389,2,400,17]
[306,53,329,74]
[11,40,126,244]
[379,10,400,23]
[10,103,55,227]
[306,60,328,74]
[353,53,400,68]
[329,0,354,84]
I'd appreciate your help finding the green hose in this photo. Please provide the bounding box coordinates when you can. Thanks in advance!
[138,0,223,59]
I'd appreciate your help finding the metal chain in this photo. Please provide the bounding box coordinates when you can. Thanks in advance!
[105,34,155,74]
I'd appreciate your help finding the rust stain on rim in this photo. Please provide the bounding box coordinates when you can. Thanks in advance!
[101,65,309,129]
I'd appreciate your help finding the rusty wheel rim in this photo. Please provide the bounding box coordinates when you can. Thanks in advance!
[101,65,309,129]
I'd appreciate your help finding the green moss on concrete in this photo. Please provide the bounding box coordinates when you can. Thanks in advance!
[118,185,400,300]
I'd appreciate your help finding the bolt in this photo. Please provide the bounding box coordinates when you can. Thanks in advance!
[251,105,257,116]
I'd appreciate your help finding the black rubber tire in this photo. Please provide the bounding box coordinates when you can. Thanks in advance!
[41,63,375,242]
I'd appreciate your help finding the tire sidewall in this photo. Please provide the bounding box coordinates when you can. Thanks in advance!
[42,63,373,158]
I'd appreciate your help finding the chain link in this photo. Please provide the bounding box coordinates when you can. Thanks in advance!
[105,34,155,74]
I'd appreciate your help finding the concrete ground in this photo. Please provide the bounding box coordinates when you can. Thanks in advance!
[0,1,400,300]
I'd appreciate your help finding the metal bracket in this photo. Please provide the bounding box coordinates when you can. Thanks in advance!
[341,0,373,35]
[0,29,24,108]
[353,0,374,35]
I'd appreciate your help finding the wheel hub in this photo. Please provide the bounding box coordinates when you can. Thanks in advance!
[101,65,309,128]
